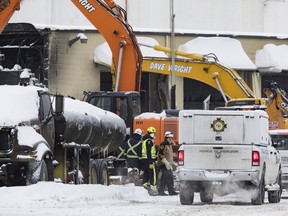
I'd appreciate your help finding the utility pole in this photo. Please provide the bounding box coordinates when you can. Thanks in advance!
[170,0,176,109]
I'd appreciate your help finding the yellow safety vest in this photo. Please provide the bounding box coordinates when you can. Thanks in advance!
[142,138,156,160]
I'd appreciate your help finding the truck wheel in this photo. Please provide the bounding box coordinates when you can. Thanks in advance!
[26,159,49,184]
[179,181,194,205]
[251,171,265,205]
[90,160,98,184]
[95,159,110,185]
[268,171,282,203]
[200,188,213,203]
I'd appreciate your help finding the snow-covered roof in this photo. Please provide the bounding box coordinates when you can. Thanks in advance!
[255,44,288,73]
[94,37,167,66]
[177,37,257,70]
[94,36,256,71]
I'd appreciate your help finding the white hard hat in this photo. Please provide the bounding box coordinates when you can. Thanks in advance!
[134,128,142,136]
[164,131,174,138]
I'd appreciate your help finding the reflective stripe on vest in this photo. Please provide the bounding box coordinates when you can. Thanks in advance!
[117,146,126,158]
[142,138,156,159]
[127,140,141,159]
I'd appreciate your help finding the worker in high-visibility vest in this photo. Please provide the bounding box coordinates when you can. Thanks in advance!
[115,134,129,159]
[126,128,142,171]
[141,126,158,195]
[157,131,178,196]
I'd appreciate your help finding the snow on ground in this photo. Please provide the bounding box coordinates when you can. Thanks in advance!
[0,182,287,216]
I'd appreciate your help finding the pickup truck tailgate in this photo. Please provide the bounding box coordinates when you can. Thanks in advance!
[183,144,252,170]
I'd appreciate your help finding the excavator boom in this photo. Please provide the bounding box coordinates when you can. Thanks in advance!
[71,0,142,92]
[142,44,255,100]
[0,0,20,34]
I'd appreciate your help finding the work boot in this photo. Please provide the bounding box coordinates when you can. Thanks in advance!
[148,185,158,196]
[150,185,157,191]
[143,182,150,190]
[169,191,178,196]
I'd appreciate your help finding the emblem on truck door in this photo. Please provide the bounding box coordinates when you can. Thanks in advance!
[215,150,221,159]
[211,118,227,132]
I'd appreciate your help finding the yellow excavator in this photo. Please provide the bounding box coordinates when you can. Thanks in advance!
[220,80,288,130]
[141,44,255,101]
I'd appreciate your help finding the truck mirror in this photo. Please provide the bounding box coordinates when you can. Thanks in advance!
[55,94,64,114]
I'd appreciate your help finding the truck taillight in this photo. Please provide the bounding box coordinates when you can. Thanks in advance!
[178,150,184,166]
[252,151,260,166]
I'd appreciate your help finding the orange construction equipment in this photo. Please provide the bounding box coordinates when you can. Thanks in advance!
[133,112,179,146]
[0,0,21,34]
[71,0,142,92]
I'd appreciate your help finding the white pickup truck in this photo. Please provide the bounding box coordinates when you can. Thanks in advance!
[177,110,282,205]
[269,129,288,189]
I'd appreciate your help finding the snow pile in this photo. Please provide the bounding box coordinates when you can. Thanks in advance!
[0,182,287,215]
[137,37,168,58]
[94,37,167,66]
[0,182,150,207]
[255,44,288,73]
[0,85,44,126]
[63,96,122,120]
[17,126,47,146]
[0,64,22,71]
[135,111,167,119]
[178,37,256,70]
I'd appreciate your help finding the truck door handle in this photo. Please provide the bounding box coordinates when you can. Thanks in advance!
[213,147,223,149]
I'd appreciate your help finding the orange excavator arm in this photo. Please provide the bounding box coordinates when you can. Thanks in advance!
[0,0,21,34]
[71,0,142,92]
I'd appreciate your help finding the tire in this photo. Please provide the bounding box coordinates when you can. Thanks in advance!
[90,160,98,184]
[179,181,194,205]
[95,159,110,185]
[45,155,54,182]
[27,160,48,185]
[38,160,49,181]
[200,188,213,203]
[251,170,265,205]
[268,171,282,203]
[26,155,54,185]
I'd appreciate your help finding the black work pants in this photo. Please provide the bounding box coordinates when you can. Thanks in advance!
[142,160,157,186]
[158,166,174,194]
[127,158,141,171]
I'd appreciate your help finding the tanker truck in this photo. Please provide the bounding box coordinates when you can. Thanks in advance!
[0,82,127,186]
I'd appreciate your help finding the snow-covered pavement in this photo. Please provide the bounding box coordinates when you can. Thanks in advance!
[0,182,287,216]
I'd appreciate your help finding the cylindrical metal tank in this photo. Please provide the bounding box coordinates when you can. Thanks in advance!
[54,97,126,156]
